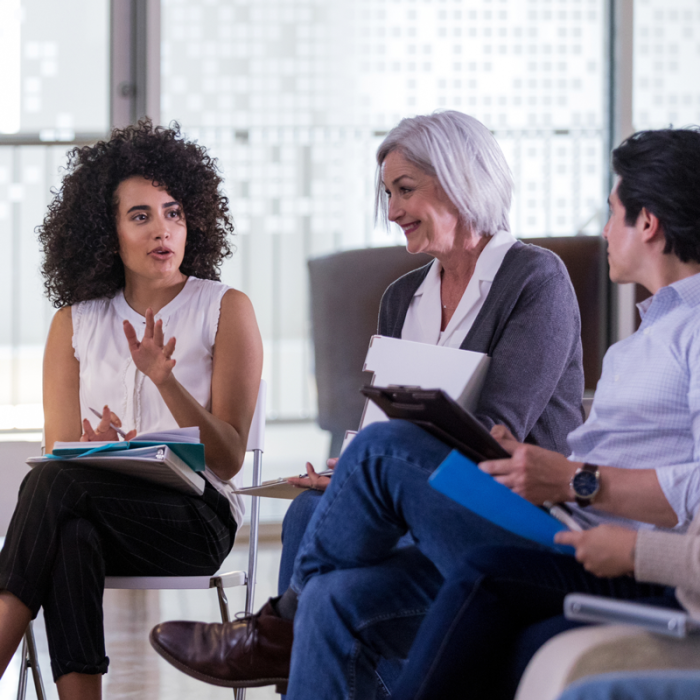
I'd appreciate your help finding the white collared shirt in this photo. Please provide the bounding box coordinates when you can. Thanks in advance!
[401,229,517,348]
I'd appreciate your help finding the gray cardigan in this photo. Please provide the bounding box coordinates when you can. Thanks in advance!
[378,241,584,455]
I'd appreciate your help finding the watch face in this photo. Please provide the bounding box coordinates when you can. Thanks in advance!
[573,470,599,498]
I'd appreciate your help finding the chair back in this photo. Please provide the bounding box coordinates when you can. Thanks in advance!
[308,246,432,455]
[246,379,266,453]
[523,236,606,392]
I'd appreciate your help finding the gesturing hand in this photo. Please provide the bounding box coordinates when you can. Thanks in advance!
[123,308,177,386]
[555,525,637,578]
[80,405,137,442]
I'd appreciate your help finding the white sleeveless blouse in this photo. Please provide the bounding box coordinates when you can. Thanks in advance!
[71,276,244,527]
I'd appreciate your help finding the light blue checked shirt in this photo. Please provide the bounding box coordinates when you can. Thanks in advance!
[568,272,700,533]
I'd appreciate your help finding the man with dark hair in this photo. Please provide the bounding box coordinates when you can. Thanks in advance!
[613,128,700,265]
[151,127,700,700]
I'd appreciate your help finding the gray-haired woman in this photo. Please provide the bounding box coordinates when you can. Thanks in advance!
[149,111,585,698]
[278,110,584,586]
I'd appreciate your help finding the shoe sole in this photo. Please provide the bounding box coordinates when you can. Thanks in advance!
[149,628,289,691]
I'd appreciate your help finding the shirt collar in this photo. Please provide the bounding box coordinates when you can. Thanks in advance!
[637,271,700,319]
[668,272,700,308]
[412,230,517,298]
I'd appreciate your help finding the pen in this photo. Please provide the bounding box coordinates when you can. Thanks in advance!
[296,469,335,479]
[544,501,583,532]
[88,406,127,439]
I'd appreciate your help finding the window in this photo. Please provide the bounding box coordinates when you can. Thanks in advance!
[634,0,700,129]
[161,0,606,419]
[0,0,110,434]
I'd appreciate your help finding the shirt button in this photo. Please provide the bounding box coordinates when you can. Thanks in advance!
[614,374,620,382]
[643,328,650,335]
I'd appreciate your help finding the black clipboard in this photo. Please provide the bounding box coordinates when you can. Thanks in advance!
[361,385,510,463]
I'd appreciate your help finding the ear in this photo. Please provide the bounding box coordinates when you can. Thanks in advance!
[637,207,664,245]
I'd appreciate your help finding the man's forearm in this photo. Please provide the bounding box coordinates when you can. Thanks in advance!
[592,466,678,528]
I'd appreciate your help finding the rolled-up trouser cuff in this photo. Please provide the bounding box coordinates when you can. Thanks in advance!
[51,655,110,682]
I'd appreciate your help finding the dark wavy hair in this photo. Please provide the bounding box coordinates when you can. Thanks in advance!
[612,126,700,263]
[38,119,234,307]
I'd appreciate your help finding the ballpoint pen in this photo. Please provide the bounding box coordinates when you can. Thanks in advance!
[88,406,127,439]
[544,501,583,532]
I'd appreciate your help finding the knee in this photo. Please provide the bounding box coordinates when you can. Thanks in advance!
[340,420,448,475]
[355,419,424,448]
[20,461,72,500]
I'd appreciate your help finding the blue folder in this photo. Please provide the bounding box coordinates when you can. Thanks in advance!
[429,450,574,555]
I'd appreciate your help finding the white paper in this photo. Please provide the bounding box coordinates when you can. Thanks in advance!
[358,335,490,432]
[54,426,201,450]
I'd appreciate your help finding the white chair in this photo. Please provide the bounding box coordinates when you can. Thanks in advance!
[16,380,267,700]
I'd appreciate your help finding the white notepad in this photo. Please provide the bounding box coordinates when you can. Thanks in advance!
[342,335,490,454]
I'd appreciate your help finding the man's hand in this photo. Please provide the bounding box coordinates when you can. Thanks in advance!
[287,458,337,492]
[555,525,637,578]
[479,427,579,505]
[123,308,177,387]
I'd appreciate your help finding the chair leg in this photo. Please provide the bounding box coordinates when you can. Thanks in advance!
[16,635,28,700]
[25,624,47,700]
[16,623,46,700]
[215,580,230,623]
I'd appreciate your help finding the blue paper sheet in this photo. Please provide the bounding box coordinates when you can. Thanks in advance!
[429,450,575,555]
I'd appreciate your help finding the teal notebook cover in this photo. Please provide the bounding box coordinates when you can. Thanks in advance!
[429,450,574,555]
[51,442,206,472]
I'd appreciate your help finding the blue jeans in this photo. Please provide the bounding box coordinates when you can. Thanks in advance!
[285,421,542,700]
[279,489,424,696]
[389,547,672,700]
[279,489,323,595]
[558,672,700,700]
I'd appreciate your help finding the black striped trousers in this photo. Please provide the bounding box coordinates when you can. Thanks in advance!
[0,461,237,680]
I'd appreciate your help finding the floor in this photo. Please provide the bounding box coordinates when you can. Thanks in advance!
[0,537,284,700]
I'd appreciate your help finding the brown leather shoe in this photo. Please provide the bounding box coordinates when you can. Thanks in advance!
[149,600,292,692]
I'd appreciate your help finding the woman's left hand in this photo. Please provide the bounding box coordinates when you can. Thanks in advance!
[555,525,638,578]
[123,308,177,386]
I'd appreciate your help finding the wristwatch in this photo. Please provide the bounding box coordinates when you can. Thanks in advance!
[571,463,600,508]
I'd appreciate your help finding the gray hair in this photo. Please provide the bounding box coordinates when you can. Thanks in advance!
[375,111,513,235]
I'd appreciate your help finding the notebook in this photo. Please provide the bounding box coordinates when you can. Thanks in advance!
[27,427,206,495]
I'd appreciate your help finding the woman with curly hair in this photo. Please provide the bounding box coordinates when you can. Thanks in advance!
[0,119,262,699]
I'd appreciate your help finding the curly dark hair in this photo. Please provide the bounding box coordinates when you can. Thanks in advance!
[38,119,234,307]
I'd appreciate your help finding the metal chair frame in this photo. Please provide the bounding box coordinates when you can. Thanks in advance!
[16,380,267,700]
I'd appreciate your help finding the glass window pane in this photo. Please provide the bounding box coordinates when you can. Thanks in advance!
[161,0,607,420]
[0,0,111,432]
[634,0,700,130]
[0,0,109,137]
